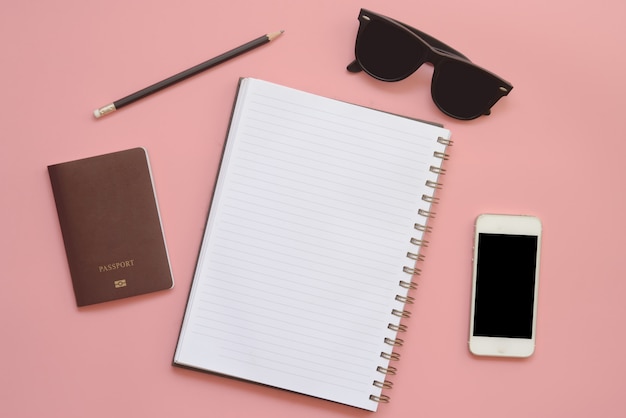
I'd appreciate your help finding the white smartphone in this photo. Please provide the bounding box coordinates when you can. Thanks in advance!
[469,214,542,358]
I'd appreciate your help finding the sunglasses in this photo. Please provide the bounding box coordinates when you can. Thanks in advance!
[347,9,513,120]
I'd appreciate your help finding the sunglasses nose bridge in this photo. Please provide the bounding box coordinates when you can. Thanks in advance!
[428,47,459,65]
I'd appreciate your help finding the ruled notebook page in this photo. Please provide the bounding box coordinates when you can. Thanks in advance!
[174,78,451,411]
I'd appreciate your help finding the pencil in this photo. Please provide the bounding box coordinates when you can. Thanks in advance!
[93,30,284,118]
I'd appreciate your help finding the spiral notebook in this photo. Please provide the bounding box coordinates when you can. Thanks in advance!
[173,78,452,411]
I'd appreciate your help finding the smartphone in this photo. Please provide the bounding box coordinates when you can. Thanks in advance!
[469,214,542,358]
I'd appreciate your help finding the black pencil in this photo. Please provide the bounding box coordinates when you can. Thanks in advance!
[93,30,284,118]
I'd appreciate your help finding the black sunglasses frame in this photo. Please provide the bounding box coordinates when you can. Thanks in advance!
[347,9,513,120]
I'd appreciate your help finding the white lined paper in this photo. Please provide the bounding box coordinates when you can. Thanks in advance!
[174,78,451,411]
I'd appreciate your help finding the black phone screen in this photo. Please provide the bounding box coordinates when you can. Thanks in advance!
[473,233,538,339]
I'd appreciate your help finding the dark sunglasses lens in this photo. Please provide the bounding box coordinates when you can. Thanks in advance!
[356,20,425,81]
[432,60,508,119]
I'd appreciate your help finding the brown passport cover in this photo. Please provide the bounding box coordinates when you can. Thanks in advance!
[48,148,174,306]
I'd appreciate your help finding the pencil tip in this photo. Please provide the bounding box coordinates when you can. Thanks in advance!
[267,30,284,41]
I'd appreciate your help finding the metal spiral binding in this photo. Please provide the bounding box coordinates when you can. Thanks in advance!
[399,279,418,290]
[425,180,443,189]
[434,151,450,160]
[422,194,440,204]
[371,136,452,407]
[410,238,429,247]
[371,351,398,403]
[414,222,432,233]
[402,266,420,275]
[418,208,435,218]
[385,337,404,347]
[388,323,408,332]
[380,351,401,361]
[438,137,453,146]
[391,308,411,318]
[429,166,446,175]
[395,294,415,304]
[373,380,394,389]
[369,394,391,403]
[377,365,398,375]
[406,251,425,261]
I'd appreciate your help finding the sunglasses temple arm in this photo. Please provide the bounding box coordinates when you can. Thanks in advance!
[347,60,363,73]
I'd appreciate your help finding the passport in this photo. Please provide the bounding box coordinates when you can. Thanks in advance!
[48,148,174,306]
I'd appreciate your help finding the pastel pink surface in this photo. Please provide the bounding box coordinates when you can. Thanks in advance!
[1,1,625,417]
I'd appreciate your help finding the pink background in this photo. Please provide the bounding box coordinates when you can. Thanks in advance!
[2,1,625,417]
